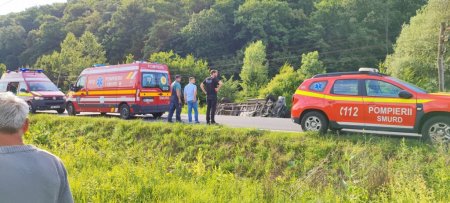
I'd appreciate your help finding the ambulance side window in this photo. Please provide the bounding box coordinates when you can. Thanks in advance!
[365,80,402,97]
[142,73,157,88]
[332,80,359,96]
[0,82,6,91]
[76,76,87,89]
[18,82,27,92]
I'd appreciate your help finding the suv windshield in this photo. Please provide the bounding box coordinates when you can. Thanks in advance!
[29,82,59,91]
[142,72,170,91]
[389,77,427,94]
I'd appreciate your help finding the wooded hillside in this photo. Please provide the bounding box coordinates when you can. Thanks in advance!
[0,0,426,77]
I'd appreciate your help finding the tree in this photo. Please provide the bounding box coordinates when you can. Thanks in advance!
[307,0,425,72]
[235,0,305,51]
[0,25,26,68]
[149,51,210,103]
[260,63,303,108]
[386,0,450,91]
[0,63,6,74]
[240,41,269,98]
[298,51,325,79]
[181,8,231,58]
[103,0,156,63]
[35,32,106,90]
[218,76,240,102]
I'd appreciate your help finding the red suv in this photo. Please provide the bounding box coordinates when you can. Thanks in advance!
[291,68,450,145]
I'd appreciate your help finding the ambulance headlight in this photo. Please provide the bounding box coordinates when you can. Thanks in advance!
[33,96,44,100]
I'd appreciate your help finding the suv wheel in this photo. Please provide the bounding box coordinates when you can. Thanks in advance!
[301,111,329,134]
[422,116,450,145]
[119,104,131,119]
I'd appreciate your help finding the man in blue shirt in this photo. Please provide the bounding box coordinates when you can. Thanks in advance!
[184,77,199,123]
[168,75,182,123]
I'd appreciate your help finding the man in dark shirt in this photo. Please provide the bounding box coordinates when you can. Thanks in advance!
[200,70,223,124]
[168,75,182,123]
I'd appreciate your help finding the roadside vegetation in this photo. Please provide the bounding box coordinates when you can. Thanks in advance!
[26,115,450,202]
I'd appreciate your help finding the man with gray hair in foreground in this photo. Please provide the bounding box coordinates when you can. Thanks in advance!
[0,92,73,203]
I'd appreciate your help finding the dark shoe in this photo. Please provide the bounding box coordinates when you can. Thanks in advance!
[195,121,200,124]
[211,121,218,125]
[176,120,183,123]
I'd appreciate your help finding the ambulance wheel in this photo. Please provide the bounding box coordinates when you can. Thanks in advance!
[66,102,77,116]
[152,112,164,118]
[421,116,450,146]
[56,108,65,114]
[28,102,36,114]
[301,111,329,134]
[100,112,107,116]
[119,104,131,119]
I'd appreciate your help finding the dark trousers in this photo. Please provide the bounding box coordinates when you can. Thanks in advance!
[206,96,217,123]
[168,101,181,122]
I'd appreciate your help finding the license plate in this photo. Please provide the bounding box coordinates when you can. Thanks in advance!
[50,106,60,109]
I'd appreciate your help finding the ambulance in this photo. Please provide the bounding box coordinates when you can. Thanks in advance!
[66,62,171,119]
[0,69,66,113]
[291,68,450,145]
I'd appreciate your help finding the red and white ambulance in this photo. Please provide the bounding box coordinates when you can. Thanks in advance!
[66,62,172,119]
[0,69,66,113]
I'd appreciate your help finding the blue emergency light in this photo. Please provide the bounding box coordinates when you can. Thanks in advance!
[94,64,106,67]
[19,68,44,73]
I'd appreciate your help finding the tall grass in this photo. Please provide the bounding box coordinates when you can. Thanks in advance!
[25,115,450,202]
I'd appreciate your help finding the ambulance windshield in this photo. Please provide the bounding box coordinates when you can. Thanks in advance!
[28,82,59,91]
[142,72,170,91]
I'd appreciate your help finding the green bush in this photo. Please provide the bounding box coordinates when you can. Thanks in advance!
[217,75,240,102]
[149,51,209,104]
[260,63,303,108]
[25,115,450,202]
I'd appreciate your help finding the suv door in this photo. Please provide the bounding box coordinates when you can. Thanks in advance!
[328,79,365,129]
[362,79,416,132]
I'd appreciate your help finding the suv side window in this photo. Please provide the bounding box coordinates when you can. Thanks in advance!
[309,81,327,92]
[332,79,359,96]
[365,80,402,97]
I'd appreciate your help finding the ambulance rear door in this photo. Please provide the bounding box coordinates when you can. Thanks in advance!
[140,70,170,107]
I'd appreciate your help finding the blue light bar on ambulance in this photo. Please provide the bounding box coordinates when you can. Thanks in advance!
[20,68,44,73]
[93,64,106,67]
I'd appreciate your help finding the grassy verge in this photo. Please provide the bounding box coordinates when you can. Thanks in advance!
[26,115,450,202]
[181,104,207,115]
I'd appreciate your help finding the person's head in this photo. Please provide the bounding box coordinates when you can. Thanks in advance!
[189,77,195,84]
[175,75,181,82]
[0,92,29,138]
[210,70,218,78]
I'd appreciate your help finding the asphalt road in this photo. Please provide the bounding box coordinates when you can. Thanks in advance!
[39,111,302,133]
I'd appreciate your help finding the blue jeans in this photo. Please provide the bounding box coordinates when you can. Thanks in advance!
[168,101,181,122]
[187,100,199,123]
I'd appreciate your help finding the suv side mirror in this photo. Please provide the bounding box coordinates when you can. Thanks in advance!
[19,88,28,93]
[399,90,413,99]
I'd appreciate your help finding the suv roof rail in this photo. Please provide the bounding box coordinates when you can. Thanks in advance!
[312,71,387,78]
